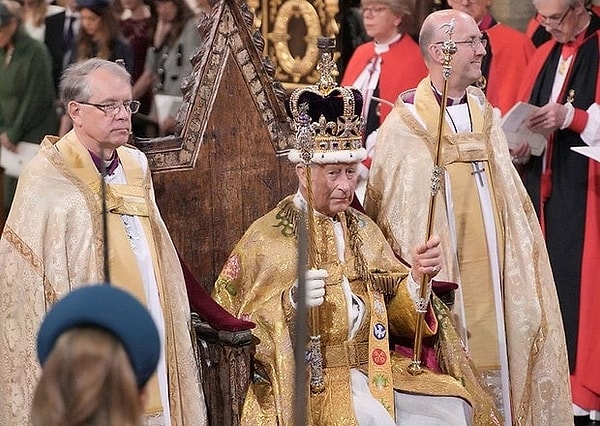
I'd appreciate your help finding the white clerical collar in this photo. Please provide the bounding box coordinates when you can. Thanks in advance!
[374,33,402,55]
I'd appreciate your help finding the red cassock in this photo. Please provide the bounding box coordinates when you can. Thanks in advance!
[518,26,600,411]
[483,21,536,115]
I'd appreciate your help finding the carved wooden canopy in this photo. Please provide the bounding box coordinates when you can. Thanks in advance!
[135,0,298,290]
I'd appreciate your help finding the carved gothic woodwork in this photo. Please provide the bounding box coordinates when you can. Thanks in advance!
[240,0,453,84]
[192,313,254,426]
[135,0,297,291]
[133,1,301,423]
[245,0,339,87]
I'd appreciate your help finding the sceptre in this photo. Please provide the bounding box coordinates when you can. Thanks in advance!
[295,102,325,394]
[407,19,458,376]
[292,37,339,394]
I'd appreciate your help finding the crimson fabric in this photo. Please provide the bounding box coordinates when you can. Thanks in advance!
[482,19,536,115]
[518,19,600,410]
[341,34,427,124]
[179,255,255,332]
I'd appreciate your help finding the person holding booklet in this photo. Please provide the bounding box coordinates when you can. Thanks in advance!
[0,0,58,216]
[132,0,201,136]
[365,9,572,424]
[445,0,536,116]
[500,101,549,162]
[517,0,600,422]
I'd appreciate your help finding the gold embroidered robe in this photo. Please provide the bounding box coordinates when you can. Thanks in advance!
[0,131,207,425]
[212,196,500,425]
[365,78,572,424]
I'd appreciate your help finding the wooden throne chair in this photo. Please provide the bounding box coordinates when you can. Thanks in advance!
[133,0,297,424]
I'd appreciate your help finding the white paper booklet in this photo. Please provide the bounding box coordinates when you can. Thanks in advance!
[0,141,40,177]
[501,102,548,156]
[153,94,182,125]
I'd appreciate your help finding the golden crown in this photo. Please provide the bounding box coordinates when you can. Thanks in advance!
[287,37,366,164]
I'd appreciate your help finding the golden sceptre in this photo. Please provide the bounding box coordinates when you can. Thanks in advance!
[293,37,338,394]
[407,19,457,376]
[295,103,325,394]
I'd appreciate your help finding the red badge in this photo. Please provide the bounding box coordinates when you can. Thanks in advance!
[372,348,387,365]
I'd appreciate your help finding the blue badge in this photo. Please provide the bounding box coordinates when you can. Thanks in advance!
[373,322,386,340]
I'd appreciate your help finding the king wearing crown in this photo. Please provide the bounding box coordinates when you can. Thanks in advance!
[212,38,500,425]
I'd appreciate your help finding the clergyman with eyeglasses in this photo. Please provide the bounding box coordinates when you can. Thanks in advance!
[517,0,600,422]
[0,58,209,425]
[364,9,572,424]
[445,0,536,116]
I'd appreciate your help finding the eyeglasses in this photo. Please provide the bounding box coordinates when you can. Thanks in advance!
[535,6,573,27]
[75,100,141,116]
[434,36,487,52]
[454,36,487,51]
[360,5,389,15]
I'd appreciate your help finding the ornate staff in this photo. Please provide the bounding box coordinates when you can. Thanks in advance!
[407,19,457,376]
[295,102,325,394]
[292,37,339,394]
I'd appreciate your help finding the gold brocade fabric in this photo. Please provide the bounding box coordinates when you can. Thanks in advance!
[415,83,504,372]
[0,131,207,425]
[212,196,500,426]
[365,78,573,424]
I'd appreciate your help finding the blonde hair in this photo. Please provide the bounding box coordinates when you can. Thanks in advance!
[31,327,144,426]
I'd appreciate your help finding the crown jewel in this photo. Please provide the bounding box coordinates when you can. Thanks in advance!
[287,37,366,164]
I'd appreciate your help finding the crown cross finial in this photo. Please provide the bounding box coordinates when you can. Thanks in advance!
[316,37,337,94]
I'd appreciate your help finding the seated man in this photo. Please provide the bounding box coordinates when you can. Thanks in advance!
[212,45,500,426]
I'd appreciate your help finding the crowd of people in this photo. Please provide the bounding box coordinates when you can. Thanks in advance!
[0,0,599,425]
[0,0,206,216]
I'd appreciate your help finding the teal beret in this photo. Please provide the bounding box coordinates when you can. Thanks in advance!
[37,284,161,388]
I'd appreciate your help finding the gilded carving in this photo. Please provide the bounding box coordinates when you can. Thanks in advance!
[246,0,339,87]
[268,0,322,83]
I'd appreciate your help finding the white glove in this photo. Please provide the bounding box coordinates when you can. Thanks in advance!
[407,274,432,310]
[291,269,328,308]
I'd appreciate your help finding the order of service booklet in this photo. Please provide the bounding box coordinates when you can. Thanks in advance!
[501,102,548,156]
[0,141,40,178]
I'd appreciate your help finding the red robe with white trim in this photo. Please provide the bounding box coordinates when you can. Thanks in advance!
[518,16,600,411]
[482,18,536,115]
[341,34,427,125]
